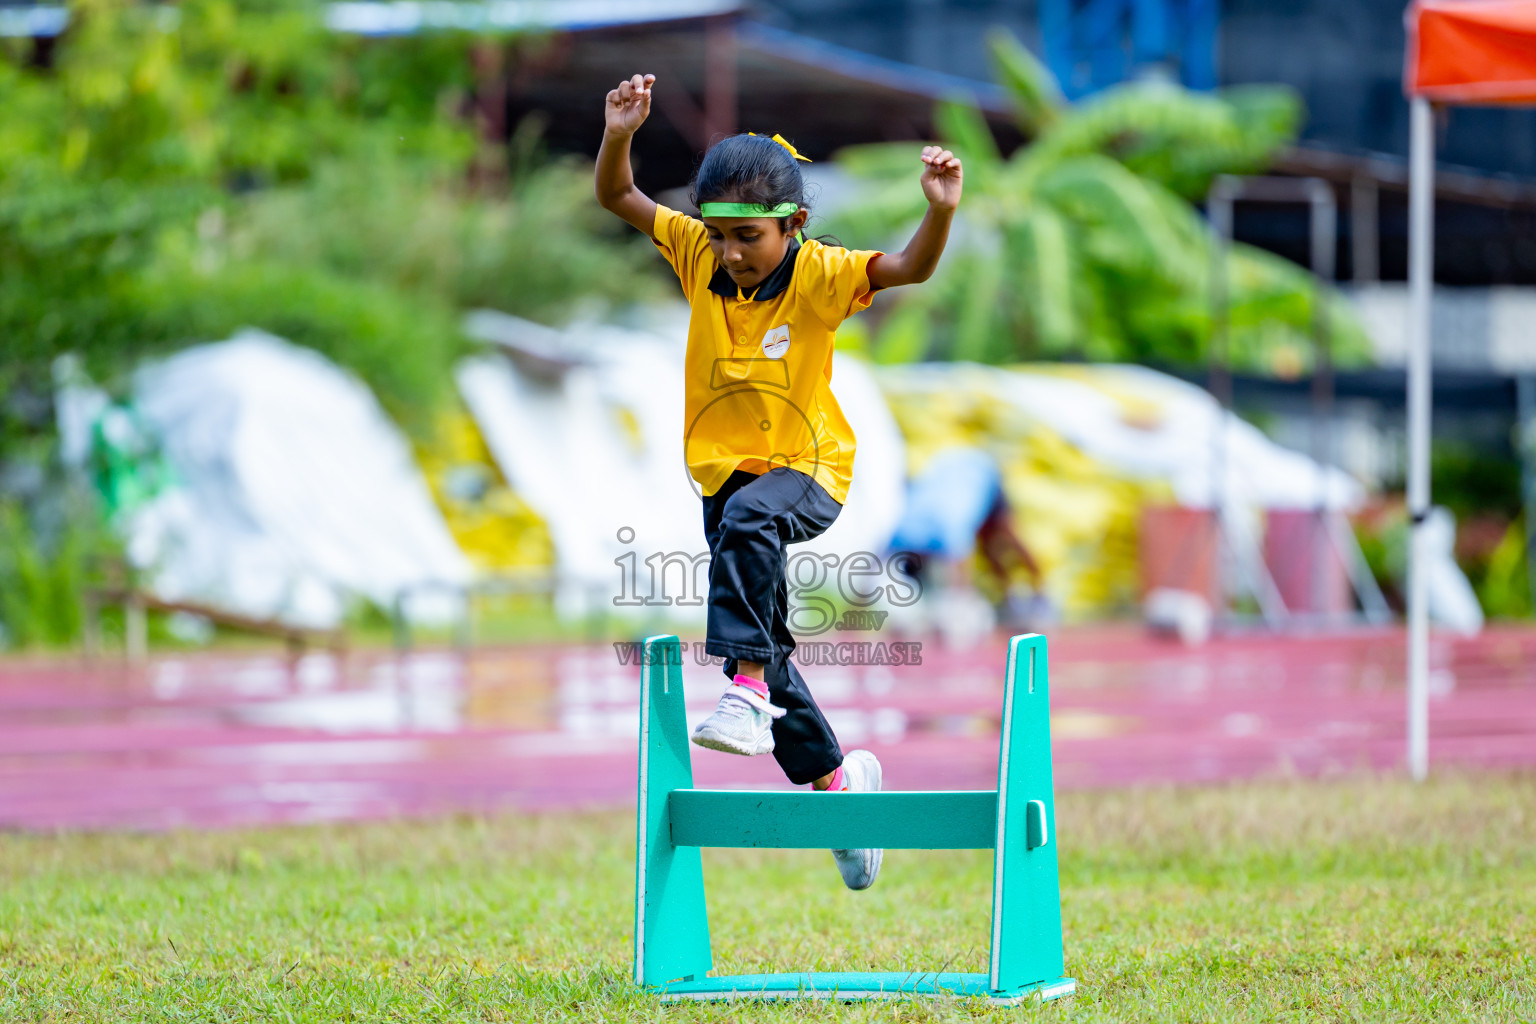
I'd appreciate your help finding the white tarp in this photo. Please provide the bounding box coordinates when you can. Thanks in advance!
[1420,506,1485,635]
[877,361,1357,623]
[457,311,906,620]
[77,330,471,628]
[878,361,1365,512]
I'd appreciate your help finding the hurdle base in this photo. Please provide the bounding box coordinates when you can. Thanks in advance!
[652,971,1076,1004]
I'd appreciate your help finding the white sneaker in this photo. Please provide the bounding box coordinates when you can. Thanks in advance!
[690,685,785,756]
[830,749,884,891]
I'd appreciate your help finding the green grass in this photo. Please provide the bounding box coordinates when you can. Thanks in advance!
[1,774,1531,1022]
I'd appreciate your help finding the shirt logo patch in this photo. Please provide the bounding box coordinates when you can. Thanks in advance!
[761,325,791,360]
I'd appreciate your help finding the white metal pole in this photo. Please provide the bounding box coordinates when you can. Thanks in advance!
[1406,96,1434,782]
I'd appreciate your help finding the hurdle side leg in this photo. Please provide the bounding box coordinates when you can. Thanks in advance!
[635,635,713,988]
[988,633,1070,997]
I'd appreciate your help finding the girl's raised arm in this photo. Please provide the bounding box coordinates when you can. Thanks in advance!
[867,146,963,289]
[595,73,660,237]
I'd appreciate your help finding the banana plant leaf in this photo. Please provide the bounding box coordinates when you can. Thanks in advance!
[830,27,1368,374]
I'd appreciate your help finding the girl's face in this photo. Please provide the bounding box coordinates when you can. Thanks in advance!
[701,208,807,291]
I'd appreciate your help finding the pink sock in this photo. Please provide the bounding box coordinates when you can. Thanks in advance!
[732,673,769,699]
[821,765,846,791]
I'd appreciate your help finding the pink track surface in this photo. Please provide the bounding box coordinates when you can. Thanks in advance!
[2,626,1533,831]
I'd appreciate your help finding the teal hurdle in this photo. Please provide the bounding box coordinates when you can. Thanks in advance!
[633,633,1074,1004]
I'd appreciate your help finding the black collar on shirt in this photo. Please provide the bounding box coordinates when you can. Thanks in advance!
[707,236,802,302]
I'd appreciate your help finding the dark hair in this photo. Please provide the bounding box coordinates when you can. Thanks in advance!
[689,133,807,224]
[690,134,845,245]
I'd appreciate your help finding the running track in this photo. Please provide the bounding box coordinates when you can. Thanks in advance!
[1,626,1533,830]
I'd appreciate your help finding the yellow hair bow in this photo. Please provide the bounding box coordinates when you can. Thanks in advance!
[749,132,812,163]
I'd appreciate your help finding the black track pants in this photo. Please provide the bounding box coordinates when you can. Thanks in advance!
[701,467,844,786]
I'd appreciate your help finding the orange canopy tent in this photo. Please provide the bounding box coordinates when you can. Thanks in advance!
[1401,0,1536,780]
[1407,0,1536,103]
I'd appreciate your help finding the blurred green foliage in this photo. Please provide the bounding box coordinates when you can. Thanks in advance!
[1356,441,1530,620]
[1428,442,1523,522]
[0,0,661,424]
[0,0,663,648]
[833,29,1371,373]
[1429,443,1528,618]
[1477,518,1532,619]
[0,494,115,648]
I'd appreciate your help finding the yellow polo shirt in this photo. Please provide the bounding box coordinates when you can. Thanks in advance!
[651,204,881,505]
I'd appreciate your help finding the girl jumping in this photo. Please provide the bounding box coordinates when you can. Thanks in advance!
[596,73,962,890]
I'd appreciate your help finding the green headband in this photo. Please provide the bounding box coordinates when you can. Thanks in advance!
[698,201,800,218]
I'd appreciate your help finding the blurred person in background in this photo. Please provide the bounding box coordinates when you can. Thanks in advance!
[888,447,1052,648]
[595,72,962,892]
